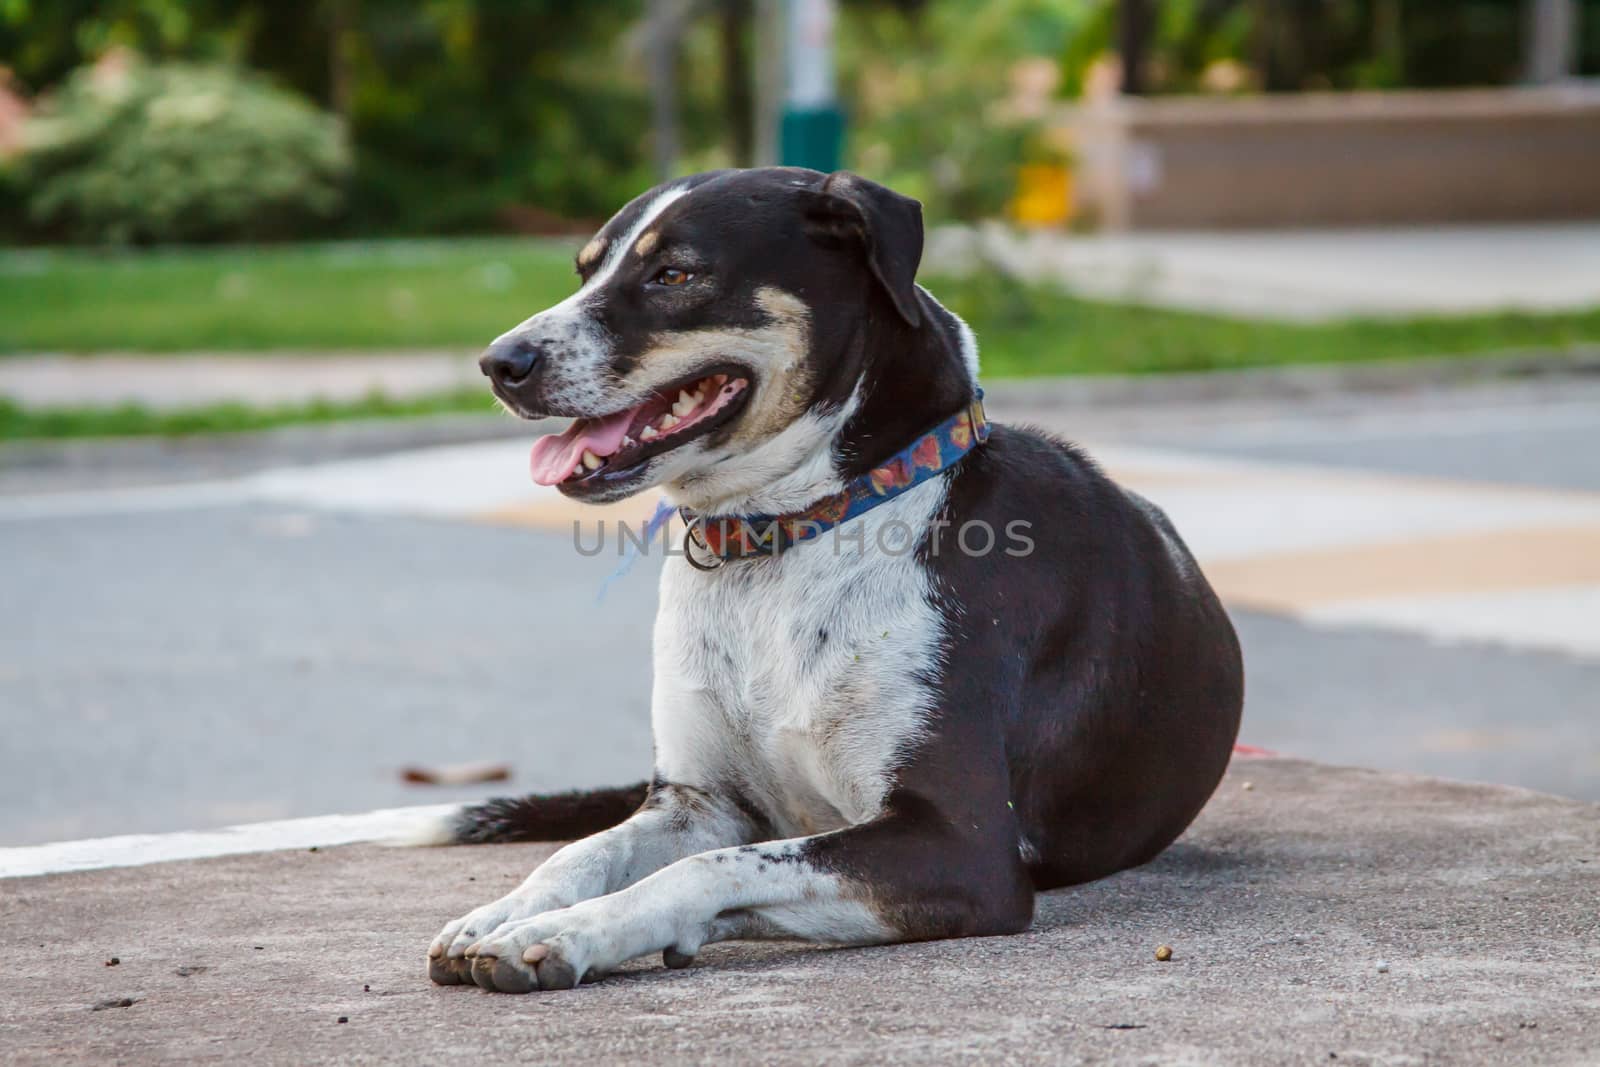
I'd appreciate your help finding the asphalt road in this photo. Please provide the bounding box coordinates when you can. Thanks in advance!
[3,378,1597,845]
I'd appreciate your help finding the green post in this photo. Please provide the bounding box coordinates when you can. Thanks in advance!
[780,106,844,173]
[779,0,844,171]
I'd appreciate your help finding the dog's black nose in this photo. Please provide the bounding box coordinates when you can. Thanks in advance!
[479,338,540,387]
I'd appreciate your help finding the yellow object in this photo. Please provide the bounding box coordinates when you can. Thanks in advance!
[1011,163,1074,227]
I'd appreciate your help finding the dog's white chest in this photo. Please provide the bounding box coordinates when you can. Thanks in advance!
[650,481,949,837]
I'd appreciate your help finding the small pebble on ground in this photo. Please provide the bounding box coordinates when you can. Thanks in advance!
[91,998,136,1011]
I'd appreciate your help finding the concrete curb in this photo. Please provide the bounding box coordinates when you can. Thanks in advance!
[980,346,1600,411]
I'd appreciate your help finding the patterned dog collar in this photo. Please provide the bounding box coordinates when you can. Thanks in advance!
[680,390,991,569]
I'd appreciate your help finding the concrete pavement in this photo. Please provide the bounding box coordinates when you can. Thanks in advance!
[3,757,1596,1066]
[0,350,483,411]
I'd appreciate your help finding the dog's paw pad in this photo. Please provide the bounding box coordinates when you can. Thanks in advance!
[428,955,468,985]
[535,955,580,991]
[469,954,494,987]
[489,957,537,994]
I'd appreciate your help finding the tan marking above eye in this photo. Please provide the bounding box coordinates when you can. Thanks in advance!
[634,231,660,257]
[577,238,606,268]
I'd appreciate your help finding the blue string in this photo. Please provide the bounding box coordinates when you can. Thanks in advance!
[596,497,678,602]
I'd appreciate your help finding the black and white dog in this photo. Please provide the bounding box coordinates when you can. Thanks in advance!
[423,168,1243,993]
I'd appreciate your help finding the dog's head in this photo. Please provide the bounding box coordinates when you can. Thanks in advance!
[481,168,932,509]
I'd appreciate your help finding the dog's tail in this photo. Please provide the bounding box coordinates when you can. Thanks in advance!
[397,782,650,847]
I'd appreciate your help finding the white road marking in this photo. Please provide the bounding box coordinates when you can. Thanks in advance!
[1139,399,1600,449]
[0,439,554,522]
[1304,584,1600,660]
[0,804,456,879]
[1092,444,1600,561]
[248,439,544,515]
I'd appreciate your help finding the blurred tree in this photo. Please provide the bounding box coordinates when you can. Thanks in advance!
[1586,0,1600,72]
[718,0,753,166]
[335,0,656,232]
[1,0,659,233]
[1056,0,1600,95]
[1118,0,1151,92]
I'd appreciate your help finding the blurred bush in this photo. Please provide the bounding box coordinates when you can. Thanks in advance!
[848,85,1038,222]
[841,0,1088,223]
[13,57,349,244]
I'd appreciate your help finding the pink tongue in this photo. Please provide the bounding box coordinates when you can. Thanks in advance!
[529,408,637,486]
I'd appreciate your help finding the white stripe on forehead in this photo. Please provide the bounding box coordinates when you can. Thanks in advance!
[585,184,689,295]
[499,184,692,343]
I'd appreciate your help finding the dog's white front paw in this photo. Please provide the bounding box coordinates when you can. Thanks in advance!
[426,891,565,987]
[460,905,604,993]
[463,896,693,993]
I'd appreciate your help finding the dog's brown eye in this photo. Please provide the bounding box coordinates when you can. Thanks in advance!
[654,267,693,287]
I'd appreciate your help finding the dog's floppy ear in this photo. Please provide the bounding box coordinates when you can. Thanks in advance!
[799,171,924,328]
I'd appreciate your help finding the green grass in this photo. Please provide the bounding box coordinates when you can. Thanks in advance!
[0,239,582,353]
[938,273,1600,378]
[3,239,1598,372]
[2,239,1598,440]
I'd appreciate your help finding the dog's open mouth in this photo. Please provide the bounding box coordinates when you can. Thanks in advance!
[529,369,751,488]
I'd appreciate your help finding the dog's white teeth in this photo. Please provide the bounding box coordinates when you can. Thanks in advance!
[582,449,603,471]
[640,424,659,440]
[672,391,696,417]
[659,412,680,429]
[622,436,635,449]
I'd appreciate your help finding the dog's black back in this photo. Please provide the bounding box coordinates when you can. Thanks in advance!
[925,425,1243,890]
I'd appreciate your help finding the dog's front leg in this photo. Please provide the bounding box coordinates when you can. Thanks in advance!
[428,782,758,987]
[466,792,1036,992]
